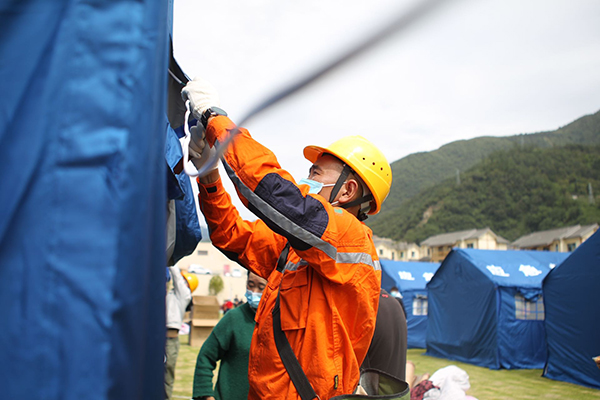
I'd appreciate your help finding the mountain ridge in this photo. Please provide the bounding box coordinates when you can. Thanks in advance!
[367,109,600,240]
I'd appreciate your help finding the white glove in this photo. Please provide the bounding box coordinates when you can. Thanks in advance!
[189,122,207,155]
[181,77,220,121]
[188,122,218,172]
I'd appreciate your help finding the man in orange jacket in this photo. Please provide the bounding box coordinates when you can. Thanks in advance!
[182,78,392,400]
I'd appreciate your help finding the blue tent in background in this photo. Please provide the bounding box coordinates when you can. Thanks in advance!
[380,260,440,348]
[426,249,570,369]
[543,230,600,389]
[0,1,175,399]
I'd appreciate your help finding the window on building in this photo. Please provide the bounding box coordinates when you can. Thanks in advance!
[413,295,428,316]
[467,243,474,249]
[197,250,208,256]
[411,251,415,258]
[567,243,577,252]
[555,244,559,251]
[515,294,544,320]
[379,249,384,256]
[427,248,430,255]
[400,252,404,258]
[391,252,395,260]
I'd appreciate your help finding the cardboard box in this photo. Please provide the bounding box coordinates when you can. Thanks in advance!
[188,295,221,347]
[189,318,219,347]
[192,295,220,320]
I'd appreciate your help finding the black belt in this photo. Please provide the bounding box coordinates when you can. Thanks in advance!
[271,242,319,400]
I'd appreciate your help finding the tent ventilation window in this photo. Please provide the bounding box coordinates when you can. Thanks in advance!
[413,294,428,316]
[515,294,545,320]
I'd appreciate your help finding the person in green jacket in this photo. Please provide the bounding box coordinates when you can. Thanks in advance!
[192,272,267,400]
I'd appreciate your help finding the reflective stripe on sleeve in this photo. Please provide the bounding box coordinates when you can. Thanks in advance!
[336,252,381,271]
[220,151,338,260]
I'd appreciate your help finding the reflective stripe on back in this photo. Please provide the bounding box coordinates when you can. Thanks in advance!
[284,254,381,272]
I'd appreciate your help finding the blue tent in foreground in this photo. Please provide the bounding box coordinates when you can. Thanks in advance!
[426,248,570,369]
[543,230,600,389]
[0,2,172,399]
[381,260,440,348]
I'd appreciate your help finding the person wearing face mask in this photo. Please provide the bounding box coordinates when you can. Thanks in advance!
[192,272,267,400]
[182,77,393,399]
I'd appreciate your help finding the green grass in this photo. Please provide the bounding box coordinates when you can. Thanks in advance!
[405,349,599,400]
[172,335,210,399]
[172,336,600,399]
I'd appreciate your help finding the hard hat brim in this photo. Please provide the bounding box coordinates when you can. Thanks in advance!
[303,145,327,164]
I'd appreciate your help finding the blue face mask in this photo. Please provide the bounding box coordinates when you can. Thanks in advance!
[245,289,262,309]
[298,178,335,194]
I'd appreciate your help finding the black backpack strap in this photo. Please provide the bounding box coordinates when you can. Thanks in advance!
[272,242,319,400]
[276,242,291,273]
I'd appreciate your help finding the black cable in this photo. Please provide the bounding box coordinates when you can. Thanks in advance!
[193,0,454,176]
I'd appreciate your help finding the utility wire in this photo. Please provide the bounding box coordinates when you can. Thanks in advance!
[189,0,454,177]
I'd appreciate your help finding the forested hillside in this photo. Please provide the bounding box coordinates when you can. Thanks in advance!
[370,145,600,243]
[368,110,600,230]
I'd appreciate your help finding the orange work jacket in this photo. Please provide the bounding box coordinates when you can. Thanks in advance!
[197,116,382,399]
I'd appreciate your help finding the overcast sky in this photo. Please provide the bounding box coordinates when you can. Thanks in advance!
[174,0,600,222]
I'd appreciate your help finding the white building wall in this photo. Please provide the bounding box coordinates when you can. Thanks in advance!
[176,242,248,304]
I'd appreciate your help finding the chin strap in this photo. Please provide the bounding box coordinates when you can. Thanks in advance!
[341,193,374,221]
[328,164,352,203]
[329,165,373,221]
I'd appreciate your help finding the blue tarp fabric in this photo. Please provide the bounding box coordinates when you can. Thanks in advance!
[543,230,600,389]
[426,249,570,369]
[0,1,169,399]
[380,260,440,348]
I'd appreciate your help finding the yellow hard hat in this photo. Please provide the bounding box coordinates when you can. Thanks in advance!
[304,135,392,215]
[181,271,199,293]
